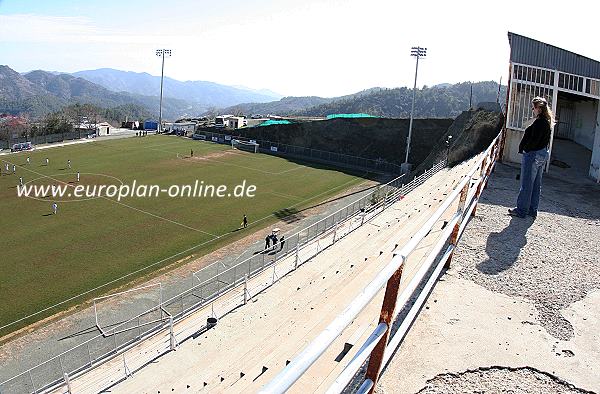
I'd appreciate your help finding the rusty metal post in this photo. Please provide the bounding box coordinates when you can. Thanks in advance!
[471,158,488,217]
[365,263,404,393]
[446,182,469,268]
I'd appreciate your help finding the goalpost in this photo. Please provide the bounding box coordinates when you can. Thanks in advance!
[232,139,259,153]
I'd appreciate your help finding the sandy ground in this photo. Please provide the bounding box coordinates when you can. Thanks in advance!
[377,162,600,393]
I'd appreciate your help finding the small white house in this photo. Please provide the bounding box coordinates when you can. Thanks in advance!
[227,117,246,129]
[96,122,112,136]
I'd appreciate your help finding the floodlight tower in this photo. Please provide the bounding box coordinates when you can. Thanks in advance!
[404,46,427,169]
[155,49,172,133]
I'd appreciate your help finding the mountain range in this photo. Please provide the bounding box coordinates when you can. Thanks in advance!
[71,68,282,108]
[0,66,282,120]
[0,66,203,119]
[219,83,506,118]
[0,65,506,121]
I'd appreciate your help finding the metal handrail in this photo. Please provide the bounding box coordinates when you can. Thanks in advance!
[260,131,504,393]
[3,156,460,393]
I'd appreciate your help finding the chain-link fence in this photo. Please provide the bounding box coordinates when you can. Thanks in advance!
[0,158,447,394]
[1,131,97,150]
[195,130,403,175]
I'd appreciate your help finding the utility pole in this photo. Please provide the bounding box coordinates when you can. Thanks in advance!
[469,83,473,110]
[403,46,427,172]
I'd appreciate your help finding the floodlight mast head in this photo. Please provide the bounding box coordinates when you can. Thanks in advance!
[156,49,172,57]
[410,47,427,58]
[155,49,172,133]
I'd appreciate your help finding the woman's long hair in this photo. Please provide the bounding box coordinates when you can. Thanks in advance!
[532,96,555,127]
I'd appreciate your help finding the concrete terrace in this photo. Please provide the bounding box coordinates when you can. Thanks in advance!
[378,149,600,393]
[55,155,478,394]
[10,136,598,394]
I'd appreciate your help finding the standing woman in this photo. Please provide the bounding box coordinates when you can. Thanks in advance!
[509,96,554,219]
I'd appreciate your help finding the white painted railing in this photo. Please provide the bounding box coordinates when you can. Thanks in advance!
[260,129,505,393]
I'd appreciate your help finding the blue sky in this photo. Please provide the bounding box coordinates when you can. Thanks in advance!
[1,0,598,97]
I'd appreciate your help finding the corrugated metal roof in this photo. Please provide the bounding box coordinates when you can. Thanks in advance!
[508,32,600,79]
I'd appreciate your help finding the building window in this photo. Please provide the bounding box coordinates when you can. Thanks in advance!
[508,81,554,130]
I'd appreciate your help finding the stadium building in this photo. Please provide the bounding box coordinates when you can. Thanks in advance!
[504,32,600,181]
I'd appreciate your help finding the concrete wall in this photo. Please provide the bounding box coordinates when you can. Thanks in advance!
[502,128,523,164]
[590,107,600,181]
[572,100,598,150]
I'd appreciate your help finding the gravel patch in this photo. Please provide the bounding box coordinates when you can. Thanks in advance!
[415,366,595,394]
[453,164,600,340]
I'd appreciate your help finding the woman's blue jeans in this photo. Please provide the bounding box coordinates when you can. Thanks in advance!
[516,148,549,217]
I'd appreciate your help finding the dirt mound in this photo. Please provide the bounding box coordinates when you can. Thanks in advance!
[215,117,454,167]
[414,106,504,174]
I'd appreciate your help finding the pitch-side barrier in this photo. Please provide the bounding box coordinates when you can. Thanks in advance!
[260,129,505,393]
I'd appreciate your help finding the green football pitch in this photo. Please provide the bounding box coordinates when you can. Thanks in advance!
[0,135,367,336]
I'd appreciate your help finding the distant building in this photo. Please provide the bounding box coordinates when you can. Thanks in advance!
[505,32,600,181]
[143,120,158,131]
[215,115,234,128]
[172,122,196,134]
[74,121,111,136]
[121,121,140,129]
[227,116,246,129]
[96,122,112,136]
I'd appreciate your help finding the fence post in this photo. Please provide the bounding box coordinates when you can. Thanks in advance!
[272,264,278,284]
[87,343,93,367]
[94,300,99,330]
[59,355,66,377]
[365,260,404,393]
[113,329,118,351]
[29,370,36,394]
[294,241,300,270]
[243,274,249,305]
[169,316,177,351]
[471,158,487,217]
[159,284,164,321]
[446,181,470,268]
[123,354,131,377]
[382,185,388,210]
[63,373,72,394]
[333,221,338,244]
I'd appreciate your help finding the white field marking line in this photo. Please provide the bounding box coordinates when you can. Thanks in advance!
[147,146,307,175]
[147,139,307,173]
[2,159,218,237]
[277,164,310,174]
[265,190,304,201]
[195,154,307,175]
[208,156,308,175]
[143,140,195,149]
[0,168,367,332]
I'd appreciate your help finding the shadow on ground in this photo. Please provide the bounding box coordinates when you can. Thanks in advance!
[478,216,533,275]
